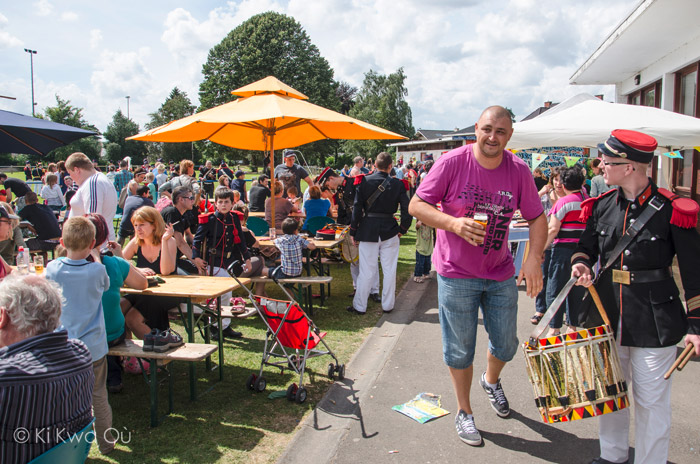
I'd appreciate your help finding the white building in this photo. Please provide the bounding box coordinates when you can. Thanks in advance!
[570,0,700,201]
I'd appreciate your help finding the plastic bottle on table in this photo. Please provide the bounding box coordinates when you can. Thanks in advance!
[16,246,29,275]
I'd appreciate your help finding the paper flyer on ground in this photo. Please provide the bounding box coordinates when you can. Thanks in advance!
[392,392,450,424]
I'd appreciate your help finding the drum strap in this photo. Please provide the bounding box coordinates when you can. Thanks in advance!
[598,194,664,278]
[364,176,392,213]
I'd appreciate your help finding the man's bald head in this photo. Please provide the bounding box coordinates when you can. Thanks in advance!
[479,106,513,128]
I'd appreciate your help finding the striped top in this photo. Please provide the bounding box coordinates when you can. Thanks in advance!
[0,331,94,463]
[68,172,118,241]
[551,191,588,244]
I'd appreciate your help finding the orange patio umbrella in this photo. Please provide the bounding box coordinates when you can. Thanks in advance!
[129,76,406,227]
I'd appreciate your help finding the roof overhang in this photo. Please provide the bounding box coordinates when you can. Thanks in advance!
[570,0,700,85]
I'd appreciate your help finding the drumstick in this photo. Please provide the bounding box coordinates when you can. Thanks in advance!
[664,344,694,379]
[677,345,695,371]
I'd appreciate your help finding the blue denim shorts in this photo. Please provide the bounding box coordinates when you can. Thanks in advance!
[437,274,519,369]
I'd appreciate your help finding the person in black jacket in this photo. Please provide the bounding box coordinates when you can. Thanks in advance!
[192,188,253,339]
[572,130,700,464]
[348,152,411,314]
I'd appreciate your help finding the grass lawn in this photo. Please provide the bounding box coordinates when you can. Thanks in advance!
[3,168,419,463]
[90,228,417,463]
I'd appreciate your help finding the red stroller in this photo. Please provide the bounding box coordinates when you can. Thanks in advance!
[227,262,344,404]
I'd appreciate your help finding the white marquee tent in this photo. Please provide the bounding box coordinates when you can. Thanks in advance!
[508,94,700,150]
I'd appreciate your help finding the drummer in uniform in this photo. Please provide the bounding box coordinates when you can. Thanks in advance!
[347,152,411,315]
[192,188,253,339]
[317,167,380,300]
[571,130,700,464]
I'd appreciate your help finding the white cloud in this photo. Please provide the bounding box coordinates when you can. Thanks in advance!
[34,0,53,17]
[61,12,78,22]
[89,29,102,50]
[0,13,22,49]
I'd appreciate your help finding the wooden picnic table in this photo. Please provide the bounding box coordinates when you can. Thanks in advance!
[121,274,251,395]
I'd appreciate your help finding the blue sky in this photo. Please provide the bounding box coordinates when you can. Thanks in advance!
[0,0,637,135]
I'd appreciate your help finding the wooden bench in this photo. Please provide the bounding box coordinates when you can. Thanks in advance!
[108,339,217,427]
[249,275,333,315]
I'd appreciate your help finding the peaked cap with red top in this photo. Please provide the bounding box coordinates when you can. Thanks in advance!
[598,129,657,163]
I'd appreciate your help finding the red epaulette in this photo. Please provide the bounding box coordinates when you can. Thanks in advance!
[579,188,617,222]
[198,211,214,224]
[657,188,699,228]
[401,179,410,191]
[233,210,245,220]
[353,174,366,186]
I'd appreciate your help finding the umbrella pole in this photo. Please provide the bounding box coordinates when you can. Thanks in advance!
[269,135,275,230]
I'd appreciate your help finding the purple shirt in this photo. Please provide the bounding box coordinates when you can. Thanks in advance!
[416,144,543,281]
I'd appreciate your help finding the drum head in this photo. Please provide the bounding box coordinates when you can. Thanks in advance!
[341,235,358,263]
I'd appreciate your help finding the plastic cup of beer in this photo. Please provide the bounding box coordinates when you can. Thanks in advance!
[473,213,488,244]
[33,255,44,274]
[269,228,277,240]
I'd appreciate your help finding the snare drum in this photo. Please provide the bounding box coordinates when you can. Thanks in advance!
[523,326,628,423]
[337,226,358,263]
[522,284,628,423]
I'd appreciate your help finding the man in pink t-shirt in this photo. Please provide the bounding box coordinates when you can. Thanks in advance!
[409,106,547,446]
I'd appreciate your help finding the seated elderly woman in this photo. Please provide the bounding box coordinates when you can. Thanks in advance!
[121,206,179,339]
[0,202,24,267]
[0,274,94,461]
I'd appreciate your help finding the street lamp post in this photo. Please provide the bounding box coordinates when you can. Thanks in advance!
[125,96,130,119]
[23,48,37,115]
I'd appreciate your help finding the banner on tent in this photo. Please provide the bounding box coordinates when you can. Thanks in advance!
[564,156,581,167]
[662,150,684,159]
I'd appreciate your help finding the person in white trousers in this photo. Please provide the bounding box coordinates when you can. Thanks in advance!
[348,152,411,315]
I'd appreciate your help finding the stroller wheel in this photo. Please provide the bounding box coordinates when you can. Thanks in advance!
[286,383,297,401]
[246,374,256,391]
[327,363,336,380]
[254,376,267,392]
[295,386,308,404]
[336,364,345,381]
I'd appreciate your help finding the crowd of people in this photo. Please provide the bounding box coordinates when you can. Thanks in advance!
[2,108,699,464]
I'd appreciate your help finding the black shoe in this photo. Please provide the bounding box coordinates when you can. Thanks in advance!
[221,327,243,339]
[590,458,628,464]
[383,308,393,313]
[107,383,123,394]
[346,306,365,315]
[369,293,382,303]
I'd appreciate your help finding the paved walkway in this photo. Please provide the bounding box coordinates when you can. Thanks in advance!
[279,277,700,464]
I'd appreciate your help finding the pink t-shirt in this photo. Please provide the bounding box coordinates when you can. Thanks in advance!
[416,144,543,281]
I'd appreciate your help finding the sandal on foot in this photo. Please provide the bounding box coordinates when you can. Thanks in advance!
[530,313,544,325]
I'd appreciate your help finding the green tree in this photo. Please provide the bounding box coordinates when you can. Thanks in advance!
[342,68,414,159]
[42,95,101,162]
[145,87,199,163]
[102,109,146,163]
[505,107,516,123]
[198,11,340,166]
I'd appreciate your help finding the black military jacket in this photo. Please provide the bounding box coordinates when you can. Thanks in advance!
[335,176,357,226]
[192,210,250,270]
[350,171,412,242]
[573,181,700,347]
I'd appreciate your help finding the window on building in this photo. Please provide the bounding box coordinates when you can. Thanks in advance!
[627,80,661,108]
[673,63,700,195]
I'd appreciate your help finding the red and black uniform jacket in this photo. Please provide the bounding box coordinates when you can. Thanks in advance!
[192,210,250,270]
